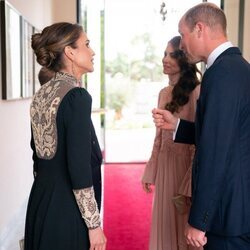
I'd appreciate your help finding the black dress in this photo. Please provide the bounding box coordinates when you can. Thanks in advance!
[24,72,103,250]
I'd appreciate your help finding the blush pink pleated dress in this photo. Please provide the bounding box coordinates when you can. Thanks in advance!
[142,85,203,250]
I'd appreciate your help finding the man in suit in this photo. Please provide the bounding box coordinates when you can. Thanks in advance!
[153,3,250,249]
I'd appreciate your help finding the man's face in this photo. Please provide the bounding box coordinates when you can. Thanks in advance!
[178,18,201,64]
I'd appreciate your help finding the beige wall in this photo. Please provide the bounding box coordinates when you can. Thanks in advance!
[243,0,250,62]
[224,0,250,62]
[224,0,240,46]
[52,0,77,24]
[7,0,53,29]
[7,0,77,29]
[0,0,76,248]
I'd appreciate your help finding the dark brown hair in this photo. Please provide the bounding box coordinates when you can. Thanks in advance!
[38,67,55,85]
[32,22,83,72]
[165,36,201,113]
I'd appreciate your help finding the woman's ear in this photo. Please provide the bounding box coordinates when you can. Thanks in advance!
[64,46,75,61]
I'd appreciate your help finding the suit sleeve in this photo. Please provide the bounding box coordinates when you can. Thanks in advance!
[175,119,195,145]
[65,88,93,189]
[188,67,239,231]
[175,85,200,145]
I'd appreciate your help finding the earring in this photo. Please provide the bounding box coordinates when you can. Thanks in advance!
[71,61,76,78]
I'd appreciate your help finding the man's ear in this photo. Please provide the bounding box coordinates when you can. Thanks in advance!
[64,46,75,60]
[195,22,203,38]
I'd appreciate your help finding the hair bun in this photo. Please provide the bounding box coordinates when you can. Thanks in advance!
[36,47,56,68]
[32,33,56,68]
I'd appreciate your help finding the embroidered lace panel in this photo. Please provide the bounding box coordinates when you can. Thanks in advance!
[73,186,101,229]
[30,72,76,159]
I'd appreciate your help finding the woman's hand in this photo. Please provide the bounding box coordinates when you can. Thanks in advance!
[89,227,107,250]
[142,182,153,193]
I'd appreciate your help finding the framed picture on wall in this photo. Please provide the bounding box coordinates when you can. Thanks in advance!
[22,19,34,98]
[0,1,22,100]
[0,1,39,100]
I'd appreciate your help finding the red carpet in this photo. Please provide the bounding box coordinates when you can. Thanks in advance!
[103,163,153,250]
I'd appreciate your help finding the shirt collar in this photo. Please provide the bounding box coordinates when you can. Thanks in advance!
[206,41,233,69]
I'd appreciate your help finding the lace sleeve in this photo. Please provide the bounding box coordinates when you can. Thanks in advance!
[73,186,101,229]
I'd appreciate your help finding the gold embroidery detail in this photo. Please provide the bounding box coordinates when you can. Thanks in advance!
[30,72,77,159]
[73,187,101,229]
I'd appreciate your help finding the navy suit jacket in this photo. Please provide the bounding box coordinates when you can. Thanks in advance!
[175,47,250,236]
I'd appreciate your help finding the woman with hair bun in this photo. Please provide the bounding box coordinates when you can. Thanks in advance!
[24,22,106,250]
[142,36,202,250]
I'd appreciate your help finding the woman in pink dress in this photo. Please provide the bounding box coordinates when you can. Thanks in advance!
[142,36,202,250]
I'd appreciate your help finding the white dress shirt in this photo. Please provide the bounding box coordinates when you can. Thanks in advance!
[206,41,233,69]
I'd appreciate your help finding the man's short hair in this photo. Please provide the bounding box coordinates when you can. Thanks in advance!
[184,3,227,35]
